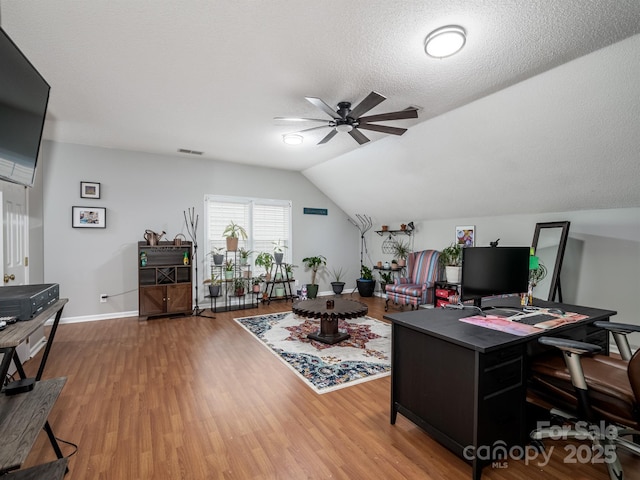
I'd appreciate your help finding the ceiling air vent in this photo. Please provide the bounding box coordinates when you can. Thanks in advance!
[178,148,203,155]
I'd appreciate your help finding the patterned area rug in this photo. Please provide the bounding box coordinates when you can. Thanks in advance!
[234,311,391,394]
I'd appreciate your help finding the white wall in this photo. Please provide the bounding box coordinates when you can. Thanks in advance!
[41,141,360,320]
[367,208,640,347]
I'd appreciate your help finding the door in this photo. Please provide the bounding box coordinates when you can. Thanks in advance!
[2,182,29,286]
[0,182,34,367]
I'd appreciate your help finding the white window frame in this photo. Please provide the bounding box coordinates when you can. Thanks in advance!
[204,194,292,277]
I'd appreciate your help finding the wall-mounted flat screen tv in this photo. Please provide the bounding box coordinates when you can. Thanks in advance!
[0,27,50,187]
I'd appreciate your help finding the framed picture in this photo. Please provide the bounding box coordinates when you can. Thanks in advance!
[80,181,101,199]
[456,225,475,247]
[72,206,106,229]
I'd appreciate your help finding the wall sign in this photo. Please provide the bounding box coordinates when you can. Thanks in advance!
[303,208,328,216]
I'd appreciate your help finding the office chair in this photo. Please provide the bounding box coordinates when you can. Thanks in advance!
[527,322,640,479]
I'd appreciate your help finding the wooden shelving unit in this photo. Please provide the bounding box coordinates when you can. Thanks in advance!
[138,241,193,319]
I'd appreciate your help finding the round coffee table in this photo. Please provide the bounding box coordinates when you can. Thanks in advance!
[292,298,368,344]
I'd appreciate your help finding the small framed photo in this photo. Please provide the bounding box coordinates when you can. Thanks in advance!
[456,225,475,247]
[80,181,101,199]
[72,206,106,229]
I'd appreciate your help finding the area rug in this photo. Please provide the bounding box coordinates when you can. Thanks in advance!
[234,311,391,394]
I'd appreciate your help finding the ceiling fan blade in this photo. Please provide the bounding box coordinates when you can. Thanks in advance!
[349,128,370,145]
[291,125,331,134]
[318,128,338,144]
[358,107,418,123]
[357,124,408,136]
[305,97,342,120]
[348,91,386,120]
[274,117,331,123]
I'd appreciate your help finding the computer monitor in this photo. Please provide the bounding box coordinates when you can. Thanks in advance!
[460,246,530,308]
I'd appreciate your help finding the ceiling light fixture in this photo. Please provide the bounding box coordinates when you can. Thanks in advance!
[283,133,303,145]
[335,124,353,133]
[424,25,466,58]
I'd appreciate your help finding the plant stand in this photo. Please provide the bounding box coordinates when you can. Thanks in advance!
[264,263,297,304]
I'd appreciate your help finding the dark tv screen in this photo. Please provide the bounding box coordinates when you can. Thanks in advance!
[460,246,530,307]
[0,27,50,187]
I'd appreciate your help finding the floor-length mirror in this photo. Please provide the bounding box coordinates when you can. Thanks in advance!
[531,221,570,302]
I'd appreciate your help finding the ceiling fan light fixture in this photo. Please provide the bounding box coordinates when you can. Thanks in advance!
[425,25,466,58]
[282,133,303,145]
[335,124,353,133]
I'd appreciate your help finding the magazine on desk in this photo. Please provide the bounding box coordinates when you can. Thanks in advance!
[459,309,589,336]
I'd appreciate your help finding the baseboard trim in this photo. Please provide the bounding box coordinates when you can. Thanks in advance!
[46,310,140,326]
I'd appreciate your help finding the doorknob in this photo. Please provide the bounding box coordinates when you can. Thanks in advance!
[4,274,15,283]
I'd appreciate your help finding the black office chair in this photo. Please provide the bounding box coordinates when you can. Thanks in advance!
[527,322,640,480]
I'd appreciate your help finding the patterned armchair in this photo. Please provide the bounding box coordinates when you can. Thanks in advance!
[385,250,441,311]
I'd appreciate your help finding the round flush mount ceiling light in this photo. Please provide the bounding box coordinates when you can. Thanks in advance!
[283,134,303,145]
[424,25,466,58]
[335,124,353,133]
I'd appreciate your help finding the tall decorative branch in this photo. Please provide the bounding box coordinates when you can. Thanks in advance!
[348,214,373,269]
[184,207,204,316]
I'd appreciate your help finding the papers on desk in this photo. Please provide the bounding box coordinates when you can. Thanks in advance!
[459,309,588,336]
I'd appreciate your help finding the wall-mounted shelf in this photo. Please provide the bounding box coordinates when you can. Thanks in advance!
[375,229,412,236]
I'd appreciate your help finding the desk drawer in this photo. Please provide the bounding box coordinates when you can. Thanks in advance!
[483,357,523,398]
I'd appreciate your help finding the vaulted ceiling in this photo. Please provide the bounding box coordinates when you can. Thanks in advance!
[2,1,640,220]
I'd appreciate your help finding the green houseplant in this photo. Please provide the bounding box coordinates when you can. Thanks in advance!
[222,221,247,251]
[224,259,234,280]
[232,277,245,297]
[209,246,225,266]
[272,240,287,264]
[356,264,376,297]
[302,255,327,299]
[392,239,411,267]
[238,247,253,265]
[330,266,347,295]
[439,243,462,283]
[379,270,394,292]
[255,251,274,280]
[204,274,222,297]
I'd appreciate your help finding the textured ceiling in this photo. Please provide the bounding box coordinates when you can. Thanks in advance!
[1,1,640,221]
[2,0,640,172]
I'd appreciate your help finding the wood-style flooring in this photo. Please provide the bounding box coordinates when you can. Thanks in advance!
[19,296,640,479]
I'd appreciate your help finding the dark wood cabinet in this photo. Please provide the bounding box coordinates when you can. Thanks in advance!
[138,242,192,319]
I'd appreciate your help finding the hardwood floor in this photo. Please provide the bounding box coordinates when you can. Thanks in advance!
[20,296,639,479]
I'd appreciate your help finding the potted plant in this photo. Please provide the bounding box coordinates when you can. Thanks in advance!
[379,270,394,292]
[255,251,274,281]
[330,266,346,295]
[222,221,247,251]
[284,263,297,280]
[356,264,376,297]
[272,240,287,264]
[238,247,253,265]
[205,274,222,297]
[439,243,462,283]
[209,246,225,266]
[302,255,327,299]
[233,277,245,296]
[251,275,263,293]
[224,259,234,280]
[392,239,411,267]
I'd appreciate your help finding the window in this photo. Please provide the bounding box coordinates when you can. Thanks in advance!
[204,195,292,276]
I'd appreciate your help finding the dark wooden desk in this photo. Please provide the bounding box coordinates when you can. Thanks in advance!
[384,297,615,480]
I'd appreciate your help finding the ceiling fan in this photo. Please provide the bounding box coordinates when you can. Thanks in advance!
[276,91,418,145]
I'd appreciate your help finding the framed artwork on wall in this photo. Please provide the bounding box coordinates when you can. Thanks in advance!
[80,181,101,199]
[72,206,106,228]
[456,225,475,246]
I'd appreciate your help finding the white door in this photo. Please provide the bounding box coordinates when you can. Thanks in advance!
[2,182,29,286]
[0,182,41,366]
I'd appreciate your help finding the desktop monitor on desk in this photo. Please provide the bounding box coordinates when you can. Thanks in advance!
[460,246,530,308]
